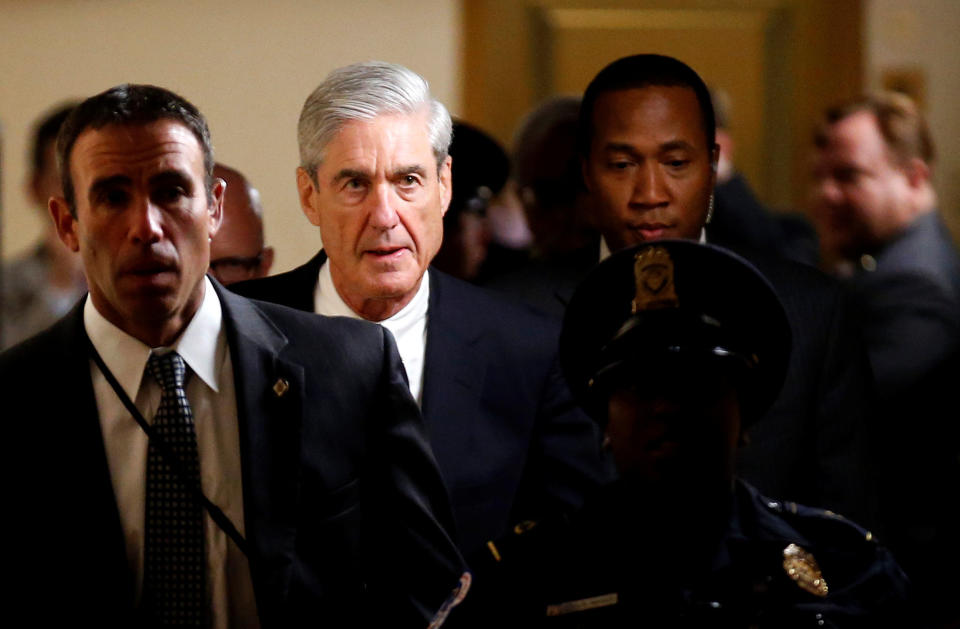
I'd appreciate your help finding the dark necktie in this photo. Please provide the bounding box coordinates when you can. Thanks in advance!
[144,351,206,627]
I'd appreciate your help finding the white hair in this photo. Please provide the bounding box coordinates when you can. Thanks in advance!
[298,60,452,182]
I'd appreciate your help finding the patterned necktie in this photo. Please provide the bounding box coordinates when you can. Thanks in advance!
[144,351,206,627]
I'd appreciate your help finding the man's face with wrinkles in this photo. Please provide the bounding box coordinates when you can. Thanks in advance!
[297,111,452,319]
[51,120,222,341]
[583,86,718,251]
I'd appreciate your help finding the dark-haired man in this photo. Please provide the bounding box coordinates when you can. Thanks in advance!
[2,83,466,627]
[570,54,876,525]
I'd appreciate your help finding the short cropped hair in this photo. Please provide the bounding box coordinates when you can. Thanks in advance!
[298,60,452,183]
[56,84,215,215]
[577,54,716,158]
[31,102,77,177]
[815,91,935,167]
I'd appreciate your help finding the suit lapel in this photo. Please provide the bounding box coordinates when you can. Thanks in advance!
[421,271,487,471]
[214,282,304,623]
[284,251,326,312]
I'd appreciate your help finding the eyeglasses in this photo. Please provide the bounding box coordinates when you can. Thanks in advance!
[209,253,264,285]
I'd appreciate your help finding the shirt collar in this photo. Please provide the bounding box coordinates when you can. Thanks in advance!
[599,229,708,262]
[315,259,430,326]
[84,276,225,398]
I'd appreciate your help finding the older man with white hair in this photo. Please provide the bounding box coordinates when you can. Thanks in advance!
[233,61,608,559]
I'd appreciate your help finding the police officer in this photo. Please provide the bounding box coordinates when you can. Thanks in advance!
[461,240,914,628]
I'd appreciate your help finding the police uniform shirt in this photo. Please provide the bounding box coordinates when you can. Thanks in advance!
[315,258,429,402]
[86,276,259,629]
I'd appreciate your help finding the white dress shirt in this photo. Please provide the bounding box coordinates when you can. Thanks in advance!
[85,277,259,629]
[315,260,429,402]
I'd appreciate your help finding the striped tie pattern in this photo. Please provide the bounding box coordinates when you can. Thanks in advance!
[144,351,206,627]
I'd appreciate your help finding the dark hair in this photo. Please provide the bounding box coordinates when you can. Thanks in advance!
[814,91,934,166]
[577,54,716,158]
[56,84,215,215]
[31,103,78,177]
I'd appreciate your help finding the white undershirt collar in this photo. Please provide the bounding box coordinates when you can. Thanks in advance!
[84,276,225,398]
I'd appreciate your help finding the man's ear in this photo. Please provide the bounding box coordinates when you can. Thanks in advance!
[260,246,275,276]
[904,157,931,189]
[49,197,80,252]
[581,156,593,192]
[297,167,323,226]
[209,177,225,239]
[439,155,453,217]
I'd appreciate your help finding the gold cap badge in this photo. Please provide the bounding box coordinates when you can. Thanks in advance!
[783,543,829,597]
[632,246,679,313]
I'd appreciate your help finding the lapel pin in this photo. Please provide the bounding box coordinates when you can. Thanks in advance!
[272,378,290,398]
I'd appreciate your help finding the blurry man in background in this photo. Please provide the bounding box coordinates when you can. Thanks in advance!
[431,121,506,282]
[811,92,960,622]
[811,92,960,397]
[208,163,274,285]
[1,103,86,348]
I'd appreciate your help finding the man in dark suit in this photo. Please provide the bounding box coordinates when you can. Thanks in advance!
[565,54,876,526]
[811,92,960,624]
[231,61,608,560]
[2,83,466,627]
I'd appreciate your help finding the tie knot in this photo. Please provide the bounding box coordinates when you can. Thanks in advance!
[147,351,189,392]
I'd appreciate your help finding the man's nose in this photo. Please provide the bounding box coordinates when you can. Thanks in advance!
[630,164,670,208]
[129,197,164,243]
[814,176,843,206]
[368,184,400,230]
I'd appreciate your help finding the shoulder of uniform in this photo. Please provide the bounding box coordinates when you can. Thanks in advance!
[759,494,878,547]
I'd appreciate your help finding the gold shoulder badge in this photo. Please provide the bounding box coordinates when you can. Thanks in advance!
[632,246,679,313]
[783,543,829,597]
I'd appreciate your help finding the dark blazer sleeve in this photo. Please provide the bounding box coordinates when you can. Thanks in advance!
[854,269,960,397]
[511,352,611,524]
[363,325,469,625]
[809,279,878,528]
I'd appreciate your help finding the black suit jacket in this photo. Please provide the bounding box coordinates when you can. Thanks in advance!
[232,252,609,557]
[847,211,960,617]
[3,281,465,627]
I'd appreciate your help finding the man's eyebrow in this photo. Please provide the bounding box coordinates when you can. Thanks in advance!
[332,168,371,184]
[149,169,194,189]
[88,175,131,201]
[658,139,697,153]
[602,142,639,155]
[392,165,427,179]
[601,140,699,155]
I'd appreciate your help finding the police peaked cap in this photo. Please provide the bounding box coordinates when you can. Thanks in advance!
[559,240,791,427]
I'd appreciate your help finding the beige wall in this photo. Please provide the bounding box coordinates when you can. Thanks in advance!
[865,0,960,237]
[0,0,462,272]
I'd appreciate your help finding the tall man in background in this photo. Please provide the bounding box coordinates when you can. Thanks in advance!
[572,54,876,526]
[233,61,608,559]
